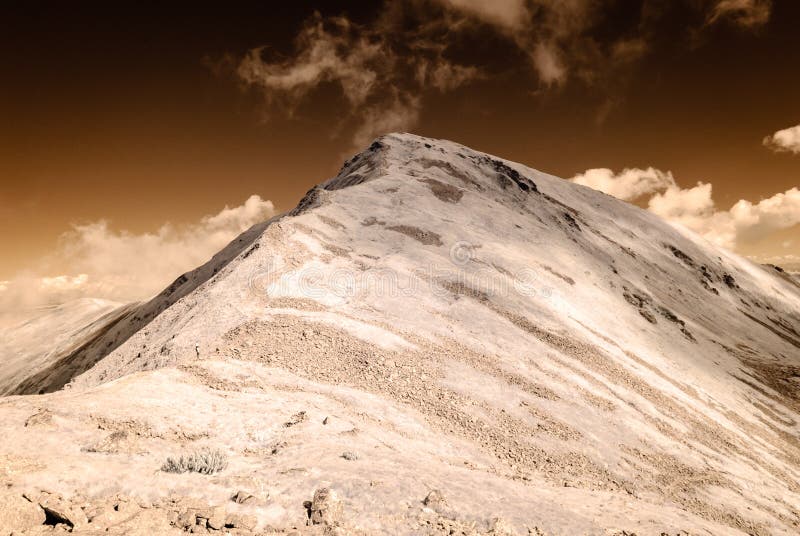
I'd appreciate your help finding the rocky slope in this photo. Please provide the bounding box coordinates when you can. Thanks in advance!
[1,133,800,535]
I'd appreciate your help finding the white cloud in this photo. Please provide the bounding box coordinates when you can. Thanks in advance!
[39,274,89,293]
[763,124,800,154]
[0,195,275,312]
[570,167,676,201]
[570,168,800,252]
[726,188,800,244]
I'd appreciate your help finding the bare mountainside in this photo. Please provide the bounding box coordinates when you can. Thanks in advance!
[1,133,800,536]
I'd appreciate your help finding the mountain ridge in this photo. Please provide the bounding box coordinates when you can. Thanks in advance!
[1,133,799,535]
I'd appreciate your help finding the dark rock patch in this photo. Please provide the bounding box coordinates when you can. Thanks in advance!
[241,242,260,259]
[489,158,538,193]
[361,216,385,227]
[386,225,443,246]
[421,178,464,203]
[419,158,484,191]
[667,245,696,268]
[623,287,695,340]
[543,265,575,285]
[325,173,369,191]
[290,186,323,216]
[563,212,581,231]
[318,215,346,230]
[470,155,537,193]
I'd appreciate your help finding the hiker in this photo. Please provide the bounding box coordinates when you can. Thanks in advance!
[195,343,200,358]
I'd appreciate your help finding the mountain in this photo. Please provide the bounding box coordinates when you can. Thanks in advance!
[0,298,134,396]
[1,133,799,535]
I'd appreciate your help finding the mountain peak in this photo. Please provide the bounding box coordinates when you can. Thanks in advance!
[2,136,800,534]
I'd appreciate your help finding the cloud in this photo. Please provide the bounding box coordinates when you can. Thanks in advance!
[753,254,800,272]
[706,0,772,28]
[434,0,595,86]
[233,0,661,142]
[351,93,421,149]
[569,168,800,251]
[415,59,481,92]
[0,195,275,312]
[725,187,800,244]
[232,1,774,139]
[236,9,479,147]
[763,124,800,154]
[237,14,384,114]
[570,167,676,201]
[531,42,567,86]
[438,0,528,30]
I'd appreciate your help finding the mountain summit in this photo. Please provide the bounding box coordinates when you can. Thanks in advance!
[2,133,799,535]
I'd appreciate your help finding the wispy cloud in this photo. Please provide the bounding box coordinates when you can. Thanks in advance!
[706,0,772,29]
[231,1,666,144]
[235,9,480,148]
[0,195,275,312]
[232,1,773,144]
[764,124,800,154]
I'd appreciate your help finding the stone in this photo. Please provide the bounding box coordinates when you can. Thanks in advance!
[206,506,226,530]
[490,517,518,535]
[24,409,54,427]
[309,487,343,526]
[226,513,257,530]
[231,490,256,504]
[0,493,46,531]
[422,489,447,511]
[175,509,196,529]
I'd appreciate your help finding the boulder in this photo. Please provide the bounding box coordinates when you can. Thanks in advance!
[30,492,88,529]
[0,493,46,532]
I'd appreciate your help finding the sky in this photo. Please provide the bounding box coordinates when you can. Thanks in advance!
[1,0,799,309]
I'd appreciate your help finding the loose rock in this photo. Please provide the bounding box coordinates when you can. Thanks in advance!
[309,487,343,526]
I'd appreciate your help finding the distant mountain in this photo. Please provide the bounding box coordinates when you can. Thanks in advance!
[1,134,799,535]
[0,298,134,395]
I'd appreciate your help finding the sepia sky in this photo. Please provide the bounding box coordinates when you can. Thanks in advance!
[1,0,799,306]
